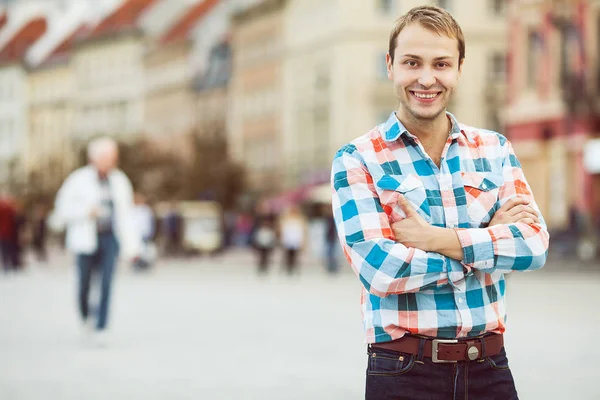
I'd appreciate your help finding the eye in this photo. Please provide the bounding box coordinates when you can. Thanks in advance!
[404,60,418,67]
[436,62,449,68]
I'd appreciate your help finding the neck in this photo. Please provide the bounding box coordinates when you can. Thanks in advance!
[396,109,450,142]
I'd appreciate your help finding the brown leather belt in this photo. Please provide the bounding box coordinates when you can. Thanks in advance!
[370,333,503,363]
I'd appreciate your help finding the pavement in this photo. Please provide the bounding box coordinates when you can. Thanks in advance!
[0,248,599,399]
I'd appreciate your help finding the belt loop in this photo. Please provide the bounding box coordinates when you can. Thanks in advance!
[479,336,486,359]
[417,338,426,362]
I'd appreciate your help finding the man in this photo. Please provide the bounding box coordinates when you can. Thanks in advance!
[0,194,17,272]
[55,137,140,341]
[331,6,549,399]
[131,193,156,270]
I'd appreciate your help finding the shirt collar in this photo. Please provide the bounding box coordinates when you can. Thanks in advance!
[382,111,472,143]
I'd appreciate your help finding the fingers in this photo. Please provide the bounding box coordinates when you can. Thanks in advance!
[498,196,529,213]
[512,211,540,224]
[397,195,416,217]
[507,204,538,217]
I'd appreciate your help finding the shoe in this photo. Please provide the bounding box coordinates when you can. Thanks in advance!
[93,330,109,348]
[80,318,94,336]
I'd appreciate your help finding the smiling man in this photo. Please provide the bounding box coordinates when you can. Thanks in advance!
[331,6,549,399]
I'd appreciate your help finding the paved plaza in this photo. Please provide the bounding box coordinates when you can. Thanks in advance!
[1,249,599,399]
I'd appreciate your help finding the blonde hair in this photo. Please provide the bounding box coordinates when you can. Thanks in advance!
[388,5,465,64]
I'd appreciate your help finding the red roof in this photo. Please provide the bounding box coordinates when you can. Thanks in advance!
[160,0,220,44]
[41,24,90,65]
[88,0,155,39]
[0,17,47,63]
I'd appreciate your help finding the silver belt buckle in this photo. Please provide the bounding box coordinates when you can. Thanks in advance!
[432,339,458,363]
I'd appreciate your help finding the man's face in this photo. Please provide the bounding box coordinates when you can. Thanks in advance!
[93,148,118,175]
[387,23,463,122]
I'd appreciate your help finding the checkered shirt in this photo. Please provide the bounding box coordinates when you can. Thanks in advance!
[331,112,549,343]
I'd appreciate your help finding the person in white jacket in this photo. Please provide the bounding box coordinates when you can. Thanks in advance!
[55,137,141,337]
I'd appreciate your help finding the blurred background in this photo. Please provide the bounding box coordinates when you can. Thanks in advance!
[0,0,599,399]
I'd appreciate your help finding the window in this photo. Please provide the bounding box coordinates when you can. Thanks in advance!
[377,0,394,14]
[489,52,506,82]
[377,53,388,81]
[490,0,505,16]
[527,30,541,89]
[437,0,452,11]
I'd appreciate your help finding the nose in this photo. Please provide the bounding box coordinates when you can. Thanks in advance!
[417,68,436,87]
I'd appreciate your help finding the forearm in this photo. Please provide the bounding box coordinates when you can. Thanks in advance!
[426,227,464,261]
[345,238,464,297]
[454,222,549,273]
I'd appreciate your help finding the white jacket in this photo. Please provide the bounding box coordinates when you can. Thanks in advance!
[54,165,141,259]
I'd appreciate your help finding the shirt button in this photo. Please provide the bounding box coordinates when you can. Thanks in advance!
[458,298,464,304]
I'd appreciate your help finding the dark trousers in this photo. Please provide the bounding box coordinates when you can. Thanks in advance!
[256,247,273,273]
[33,240,47,262]
[76,232,119,331]
[365,345,518,400]
[1,240,16,271]
[284,248,298,274]
[325,242,339,273]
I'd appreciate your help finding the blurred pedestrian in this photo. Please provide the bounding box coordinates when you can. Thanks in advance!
[163,202,182,257]
[11,199,25,270]
[331,6,549,399]
[132,193,155,270]
[54,137,141,343]
[251,202,277,274]
[31,203,48,263]
[0,193,16,272]
[279,205,306,275]
[323,206,339,274]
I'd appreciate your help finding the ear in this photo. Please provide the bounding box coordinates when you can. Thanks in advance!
[457,58,464,78]
[386,53,393,80]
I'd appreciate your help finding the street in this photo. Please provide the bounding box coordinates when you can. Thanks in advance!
[1,249,599,400]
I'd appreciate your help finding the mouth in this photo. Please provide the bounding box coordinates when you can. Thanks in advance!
[409,91,442,103]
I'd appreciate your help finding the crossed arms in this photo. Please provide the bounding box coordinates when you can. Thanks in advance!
[331,143,550,298]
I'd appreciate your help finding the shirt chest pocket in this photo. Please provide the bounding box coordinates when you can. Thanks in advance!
[461,172,503,227]
[376,174,430,223]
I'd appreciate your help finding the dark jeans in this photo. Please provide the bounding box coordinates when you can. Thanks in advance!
[76,232,119,331]
[325,242,339,273]
[256,247,273,273]
[284,248,299,274]
[366,345,518,400]
[1,240,17,271]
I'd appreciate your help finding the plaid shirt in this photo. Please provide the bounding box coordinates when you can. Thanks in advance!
[331,112,549,343]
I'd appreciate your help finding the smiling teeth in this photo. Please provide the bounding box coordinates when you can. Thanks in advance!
[414,93,437,99]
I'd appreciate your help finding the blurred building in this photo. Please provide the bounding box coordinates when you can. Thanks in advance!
[505,0,600,230]
[25,22,86,193]
[71,0,155,144]
[193,39,230,140]
[144,0,219,156]
[230,0,507,204]
[229,0,285,195]
[0,13,47,190]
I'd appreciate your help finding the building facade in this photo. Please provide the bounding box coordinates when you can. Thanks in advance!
[229,0,286,195]
[71,0,154,145]
[0,15,46,189]
[279,0,507,194]
[505,0,600,230]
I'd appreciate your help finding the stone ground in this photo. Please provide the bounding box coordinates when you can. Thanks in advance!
[0,248,599,399]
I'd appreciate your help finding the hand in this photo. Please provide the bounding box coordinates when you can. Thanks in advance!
[89,206,101,219]
[489,197,540,226]
[391,195,434,251]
